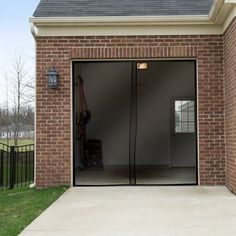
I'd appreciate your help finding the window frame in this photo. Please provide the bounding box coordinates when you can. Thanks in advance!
[171,96,196,135]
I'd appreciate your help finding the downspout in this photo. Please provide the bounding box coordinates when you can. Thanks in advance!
[30,22,37,38]
[30,21,36,188]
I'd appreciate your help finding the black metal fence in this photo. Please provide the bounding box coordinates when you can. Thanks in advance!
[0,142,34,190]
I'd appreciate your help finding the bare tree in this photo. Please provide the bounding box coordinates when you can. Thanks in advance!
[0,52,35,146]
[7,53,34,146]
[5,74,10,146]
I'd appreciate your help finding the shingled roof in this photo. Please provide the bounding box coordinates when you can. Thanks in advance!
[33,0,214,17]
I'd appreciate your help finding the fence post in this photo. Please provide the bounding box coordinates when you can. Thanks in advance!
[0,150,3,187]
[9,146,16,189]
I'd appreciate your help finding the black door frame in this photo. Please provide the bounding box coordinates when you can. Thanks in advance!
[72,60,198,186]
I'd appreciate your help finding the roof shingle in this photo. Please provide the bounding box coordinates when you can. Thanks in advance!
[33,0,214,17]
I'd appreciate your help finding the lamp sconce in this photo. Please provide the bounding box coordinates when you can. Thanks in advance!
[46,67,59,89]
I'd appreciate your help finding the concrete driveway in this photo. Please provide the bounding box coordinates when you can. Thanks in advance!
[20,186,236,236]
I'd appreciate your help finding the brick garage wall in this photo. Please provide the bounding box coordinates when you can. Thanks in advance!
[224,18,236,194]
[36,35,225,187]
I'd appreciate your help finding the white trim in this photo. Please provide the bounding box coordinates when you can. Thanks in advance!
[223,6,236,31]
[225,0,236,3]
[30,22,36,38]
[209,0,225,21]
[30,0,236,37]
[214,1,233,24]
[29,15,210,26]
[36,24,222,36]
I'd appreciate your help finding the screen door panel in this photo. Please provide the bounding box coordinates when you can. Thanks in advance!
[74,62,132,185]
[135,61,197,185]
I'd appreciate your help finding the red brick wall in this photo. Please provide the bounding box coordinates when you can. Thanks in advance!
[224,18,236,194]
[36,35,225,187]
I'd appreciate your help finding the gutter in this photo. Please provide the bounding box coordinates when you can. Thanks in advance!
[29,15,210,26]
[30,22,36,39]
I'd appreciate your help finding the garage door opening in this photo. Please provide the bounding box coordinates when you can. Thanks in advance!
[73,61,197,186]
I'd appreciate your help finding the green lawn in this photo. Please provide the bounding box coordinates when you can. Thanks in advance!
[0,139,34,146]
[0,186,68,236]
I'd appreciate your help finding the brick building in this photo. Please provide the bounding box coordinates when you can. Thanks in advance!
[30,0,236,193]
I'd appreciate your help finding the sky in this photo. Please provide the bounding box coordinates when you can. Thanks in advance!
[0,0,40,108]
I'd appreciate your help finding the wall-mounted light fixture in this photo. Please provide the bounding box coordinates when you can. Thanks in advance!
[46,67,59,89]
[137,62,148,70]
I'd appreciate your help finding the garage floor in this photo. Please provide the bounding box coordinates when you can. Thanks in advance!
[75,167,196,185]
[20,187,236,236]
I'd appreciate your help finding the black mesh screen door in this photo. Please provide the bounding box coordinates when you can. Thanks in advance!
[73,62,133,185]
[73,61,197,186]
[135,61,197,185]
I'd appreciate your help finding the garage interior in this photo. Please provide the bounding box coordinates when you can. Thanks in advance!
[73,61,197,185]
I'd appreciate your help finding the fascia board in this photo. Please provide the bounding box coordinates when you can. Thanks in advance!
[29,15,210,27]
[223,5,236,31]
[209,0,225,21]
[224,0,236,3]
[36,24,222,37]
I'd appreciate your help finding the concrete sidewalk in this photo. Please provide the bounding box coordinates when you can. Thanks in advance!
[20,187,236,236]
